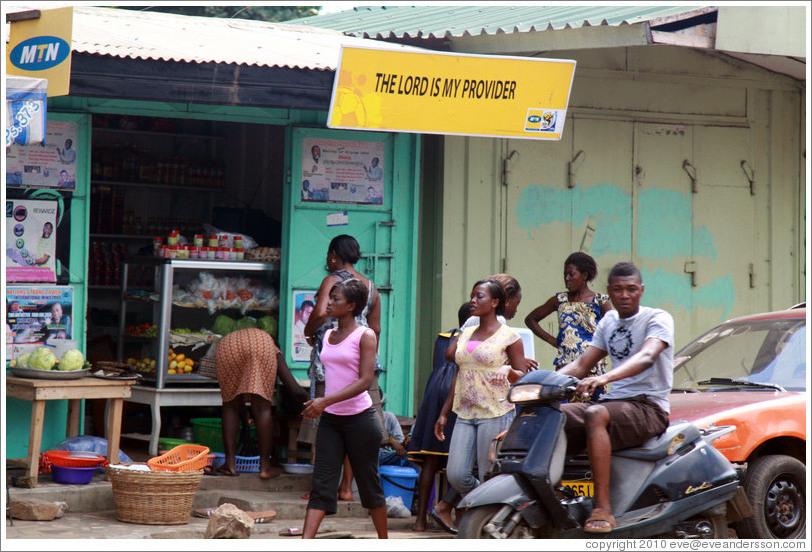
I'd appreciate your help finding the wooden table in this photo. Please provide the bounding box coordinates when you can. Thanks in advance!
[6,376,135,488]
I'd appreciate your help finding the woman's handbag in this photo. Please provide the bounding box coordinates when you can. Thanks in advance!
[197,338,219,379]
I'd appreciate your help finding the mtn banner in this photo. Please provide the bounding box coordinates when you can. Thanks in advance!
[328,45,576,140]
[6,6,74,97]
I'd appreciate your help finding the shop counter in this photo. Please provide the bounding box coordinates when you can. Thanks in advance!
[6,375,135,488]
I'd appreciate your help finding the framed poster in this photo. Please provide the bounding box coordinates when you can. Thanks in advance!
[6,198,58,282]
[6,120,78,189]
[6,285,74,358]
[301,137,385,205]
[291,290,317,363]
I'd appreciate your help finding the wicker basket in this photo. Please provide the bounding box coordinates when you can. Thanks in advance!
[107,463,203,525]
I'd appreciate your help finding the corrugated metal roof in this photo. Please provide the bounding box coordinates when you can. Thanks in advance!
[68,6,414,70]
[286,5,710,39]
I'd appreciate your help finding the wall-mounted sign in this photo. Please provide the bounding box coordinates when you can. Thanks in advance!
[6,285,74,358]
[6,120,78,189]
[5,6,74,97]
[5,75,48,147]
[301,137,385,204]
[292,290,317,363]
[329,45,576,140]
[6,198,58,283]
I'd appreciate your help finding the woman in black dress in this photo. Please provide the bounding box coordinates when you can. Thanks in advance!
[407,302,472,532]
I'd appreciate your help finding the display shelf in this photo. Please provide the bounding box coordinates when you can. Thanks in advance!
[118,257,279,389]
[92,180,224,192]
[90,233,154,240]
[93,126,225,142]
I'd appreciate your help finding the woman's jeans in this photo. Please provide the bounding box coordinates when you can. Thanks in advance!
[446,410,515,496]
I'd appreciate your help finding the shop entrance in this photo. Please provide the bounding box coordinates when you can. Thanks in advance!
[282,127,420,414]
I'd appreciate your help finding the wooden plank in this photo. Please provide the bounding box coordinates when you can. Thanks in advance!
[32,386,133,401]
[106,398,124,464]
[27,401,46,485]
[66,399,82,437]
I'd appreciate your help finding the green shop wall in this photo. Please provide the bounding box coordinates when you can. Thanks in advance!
[38,96,422,417]
[6,112,91,459]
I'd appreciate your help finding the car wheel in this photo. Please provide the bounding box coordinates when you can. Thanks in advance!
[734,455,806,539]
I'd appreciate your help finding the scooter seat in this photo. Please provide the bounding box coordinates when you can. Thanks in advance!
[613,422,699,461]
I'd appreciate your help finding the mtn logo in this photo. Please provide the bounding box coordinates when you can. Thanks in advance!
[10,36,70,71]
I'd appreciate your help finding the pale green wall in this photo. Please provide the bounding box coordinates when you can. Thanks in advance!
[428,45,805,372]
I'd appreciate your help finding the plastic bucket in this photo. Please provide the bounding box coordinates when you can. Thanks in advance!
[379,465,418,508]
[52,465,97,485]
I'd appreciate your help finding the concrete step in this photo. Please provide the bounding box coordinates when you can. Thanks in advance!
[7,470,313,514]
[5,511,451,540]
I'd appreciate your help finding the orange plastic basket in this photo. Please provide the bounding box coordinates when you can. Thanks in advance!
[147,444,210,472]
[45,450,106,468]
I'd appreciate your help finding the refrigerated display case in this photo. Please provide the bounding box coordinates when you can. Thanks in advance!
[118,257,279,454]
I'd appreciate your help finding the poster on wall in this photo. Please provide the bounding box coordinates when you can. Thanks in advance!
[6,120,78,189]
[301,138,385,205]
[291,290,317,363]
[6,198,58,283]
[6,286,74,358]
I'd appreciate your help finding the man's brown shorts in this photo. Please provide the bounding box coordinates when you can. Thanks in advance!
[561,395,669,455]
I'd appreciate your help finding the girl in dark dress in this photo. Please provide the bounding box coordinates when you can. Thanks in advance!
[407,302,472,532]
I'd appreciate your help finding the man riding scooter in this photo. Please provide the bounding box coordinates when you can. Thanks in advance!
[557,261,673,533]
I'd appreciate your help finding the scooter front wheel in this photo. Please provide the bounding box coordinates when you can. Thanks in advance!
[457,504,533,539]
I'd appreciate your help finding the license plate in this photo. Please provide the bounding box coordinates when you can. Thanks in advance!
[562,480,594,497]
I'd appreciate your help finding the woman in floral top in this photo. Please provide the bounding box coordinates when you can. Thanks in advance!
[434,278,529,505]
[525,252,611,401]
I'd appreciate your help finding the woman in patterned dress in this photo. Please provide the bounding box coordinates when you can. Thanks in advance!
[214,327,308,478]
[433,279,530,519]
[524,252,612,401]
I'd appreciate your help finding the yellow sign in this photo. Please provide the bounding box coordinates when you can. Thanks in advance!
[6,6,74,97]
[329,46,576,140]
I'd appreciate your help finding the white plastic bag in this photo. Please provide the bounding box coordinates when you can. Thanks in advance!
[385,495,411,518]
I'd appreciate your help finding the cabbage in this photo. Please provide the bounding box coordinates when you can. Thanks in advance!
[29,347,57,370]
[17,352,32,369]
[235,316,256,331]
[212,315,236,336]
[257,316,278,338]
[59,349,85,371]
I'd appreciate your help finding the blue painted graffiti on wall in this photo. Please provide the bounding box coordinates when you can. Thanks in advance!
[515,183,734,319]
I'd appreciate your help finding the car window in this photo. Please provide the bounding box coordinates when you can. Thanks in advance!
[673,319,806,392]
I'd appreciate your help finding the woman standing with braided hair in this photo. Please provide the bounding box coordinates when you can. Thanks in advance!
[525,252,612,401]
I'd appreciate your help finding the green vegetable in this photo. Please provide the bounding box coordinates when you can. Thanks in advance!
[235,316,256,331]
[257,315,278,338]
[59,349,85,371]
[29,347,57,370]
[17,352,32,369]
[212,315,236,336]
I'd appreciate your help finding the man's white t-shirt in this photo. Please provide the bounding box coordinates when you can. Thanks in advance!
[590,306,674,413]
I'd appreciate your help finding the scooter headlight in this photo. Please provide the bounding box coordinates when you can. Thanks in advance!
[508,383,543,404]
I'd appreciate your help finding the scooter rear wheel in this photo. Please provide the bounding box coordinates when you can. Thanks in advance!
[457,505,533,539]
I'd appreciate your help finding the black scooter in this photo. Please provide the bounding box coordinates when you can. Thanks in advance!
[457,370,750,539]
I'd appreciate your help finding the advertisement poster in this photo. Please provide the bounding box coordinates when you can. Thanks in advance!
[301,137,385,205]
[328,45,575,140]
[6,198,58,283]
[6,120,78,189]
[292,290,317,362]
[6,286,74,358]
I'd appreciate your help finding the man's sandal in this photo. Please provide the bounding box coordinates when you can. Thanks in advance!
[584,507,616,533]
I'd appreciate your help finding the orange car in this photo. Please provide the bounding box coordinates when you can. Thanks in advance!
[669,306,806,539]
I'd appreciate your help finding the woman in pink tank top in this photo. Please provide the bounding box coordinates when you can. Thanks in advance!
[300,278,387,539]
